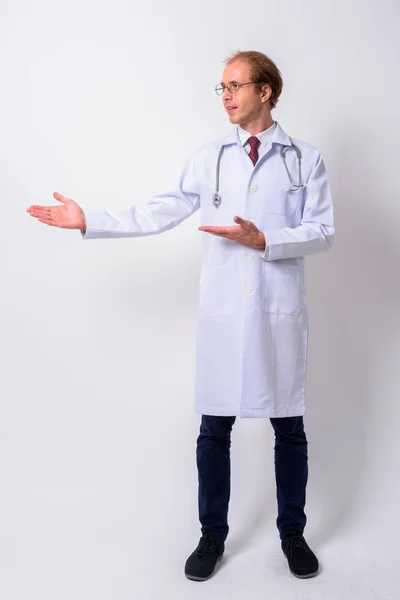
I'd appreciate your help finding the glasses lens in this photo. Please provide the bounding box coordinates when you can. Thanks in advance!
[215,84,224,95]
[227,82,239,93]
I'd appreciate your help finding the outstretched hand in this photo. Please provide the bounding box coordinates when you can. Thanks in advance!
[26,192,86,230]
[198,216,266,250]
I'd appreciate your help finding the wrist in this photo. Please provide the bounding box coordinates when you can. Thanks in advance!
[257,231,266,251]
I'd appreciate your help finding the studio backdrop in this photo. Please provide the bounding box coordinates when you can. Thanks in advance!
[0,0,399,598]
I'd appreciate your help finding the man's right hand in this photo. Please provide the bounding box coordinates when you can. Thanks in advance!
[26,192,87,232]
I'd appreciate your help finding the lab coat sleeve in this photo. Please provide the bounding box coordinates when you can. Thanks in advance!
[257,151,334,261]
[80,153,200,240]
[257,241,270,260]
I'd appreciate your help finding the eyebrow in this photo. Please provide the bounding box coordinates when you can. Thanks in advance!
[220,80,239,85]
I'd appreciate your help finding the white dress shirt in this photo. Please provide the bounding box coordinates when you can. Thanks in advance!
[238,120,276,159]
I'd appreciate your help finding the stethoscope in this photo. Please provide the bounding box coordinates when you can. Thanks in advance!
[212,141,305,208]
[280,143,305,192]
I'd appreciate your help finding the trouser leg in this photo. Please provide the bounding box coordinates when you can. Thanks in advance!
[269,416,308,540]
[196,414,236,542]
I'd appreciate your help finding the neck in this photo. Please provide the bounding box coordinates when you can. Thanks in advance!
[239,113,274,136]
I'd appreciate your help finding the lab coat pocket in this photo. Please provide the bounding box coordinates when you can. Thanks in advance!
[263,261,303,315]
[267,188,303,217]
[199,262,237,317]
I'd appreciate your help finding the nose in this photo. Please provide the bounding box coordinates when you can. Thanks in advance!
[222,87,233,101]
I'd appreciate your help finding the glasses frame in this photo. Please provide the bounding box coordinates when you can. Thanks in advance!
[215,81,267,95]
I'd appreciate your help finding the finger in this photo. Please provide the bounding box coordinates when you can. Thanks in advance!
[199,226,219,232]
[27,207,54,218]
[27,205,48,212]
[53,192,67,203]
[199,226,240,234]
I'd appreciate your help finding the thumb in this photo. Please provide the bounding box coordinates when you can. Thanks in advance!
[233,215,246,226]
[53,192,68,203]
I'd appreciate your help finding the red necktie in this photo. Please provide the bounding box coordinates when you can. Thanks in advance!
[248,136,260,166]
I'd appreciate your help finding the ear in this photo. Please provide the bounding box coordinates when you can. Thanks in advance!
[260,83,272,104]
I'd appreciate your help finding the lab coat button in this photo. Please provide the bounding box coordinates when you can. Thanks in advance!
[247,287,254,294]
[248,253,255,259]
[250,185,257,192]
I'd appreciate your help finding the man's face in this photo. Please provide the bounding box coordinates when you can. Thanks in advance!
[220,60,269,127]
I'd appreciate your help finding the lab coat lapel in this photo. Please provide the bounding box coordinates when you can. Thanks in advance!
[252,122,293,172]
[216,127,253,180]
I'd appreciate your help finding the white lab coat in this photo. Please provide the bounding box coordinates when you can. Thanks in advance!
[81,121,334,418]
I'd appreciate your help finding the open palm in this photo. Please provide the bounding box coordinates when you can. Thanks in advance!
[26,192,86,230]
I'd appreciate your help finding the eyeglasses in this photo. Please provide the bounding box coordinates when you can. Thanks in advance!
[215,81,266,95]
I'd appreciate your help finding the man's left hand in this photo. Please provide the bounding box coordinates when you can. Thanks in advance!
[198,216,266,251]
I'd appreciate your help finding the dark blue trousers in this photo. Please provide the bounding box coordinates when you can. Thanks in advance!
[196,415,308,541]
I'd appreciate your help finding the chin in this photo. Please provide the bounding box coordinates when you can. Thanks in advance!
[228,113,241,124]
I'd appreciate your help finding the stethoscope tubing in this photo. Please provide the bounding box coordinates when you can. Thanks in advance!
[212,141,304,208]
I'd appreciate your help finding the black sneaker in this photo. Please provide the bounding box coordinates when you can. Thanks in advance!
[281,530,319,578]
[185,531,224,581]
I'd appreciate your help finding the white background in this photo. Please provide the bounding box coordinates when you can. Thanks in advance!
[1,0,399,598]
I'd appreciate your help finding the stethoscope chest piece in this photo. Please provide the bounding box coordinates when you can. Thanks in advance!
[212,193,222,208]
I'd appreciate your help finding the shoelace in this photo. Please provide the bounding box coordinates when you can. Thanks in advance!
[196,534,220,557]
[284,531,309,558]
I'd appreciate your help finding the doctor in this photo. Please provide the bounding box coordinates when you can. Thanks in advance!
[27,50,334,581]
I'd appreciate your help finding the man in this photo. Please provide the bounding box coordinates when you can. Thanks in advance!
[27,50,334,581]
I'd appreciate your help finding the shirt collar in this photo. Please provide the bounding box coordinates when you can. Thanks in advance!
[218,120,292,148]
[237,121,276,148]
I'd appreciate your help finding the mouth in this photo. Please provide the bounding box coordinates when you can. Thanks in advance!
[226,106,238,113]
